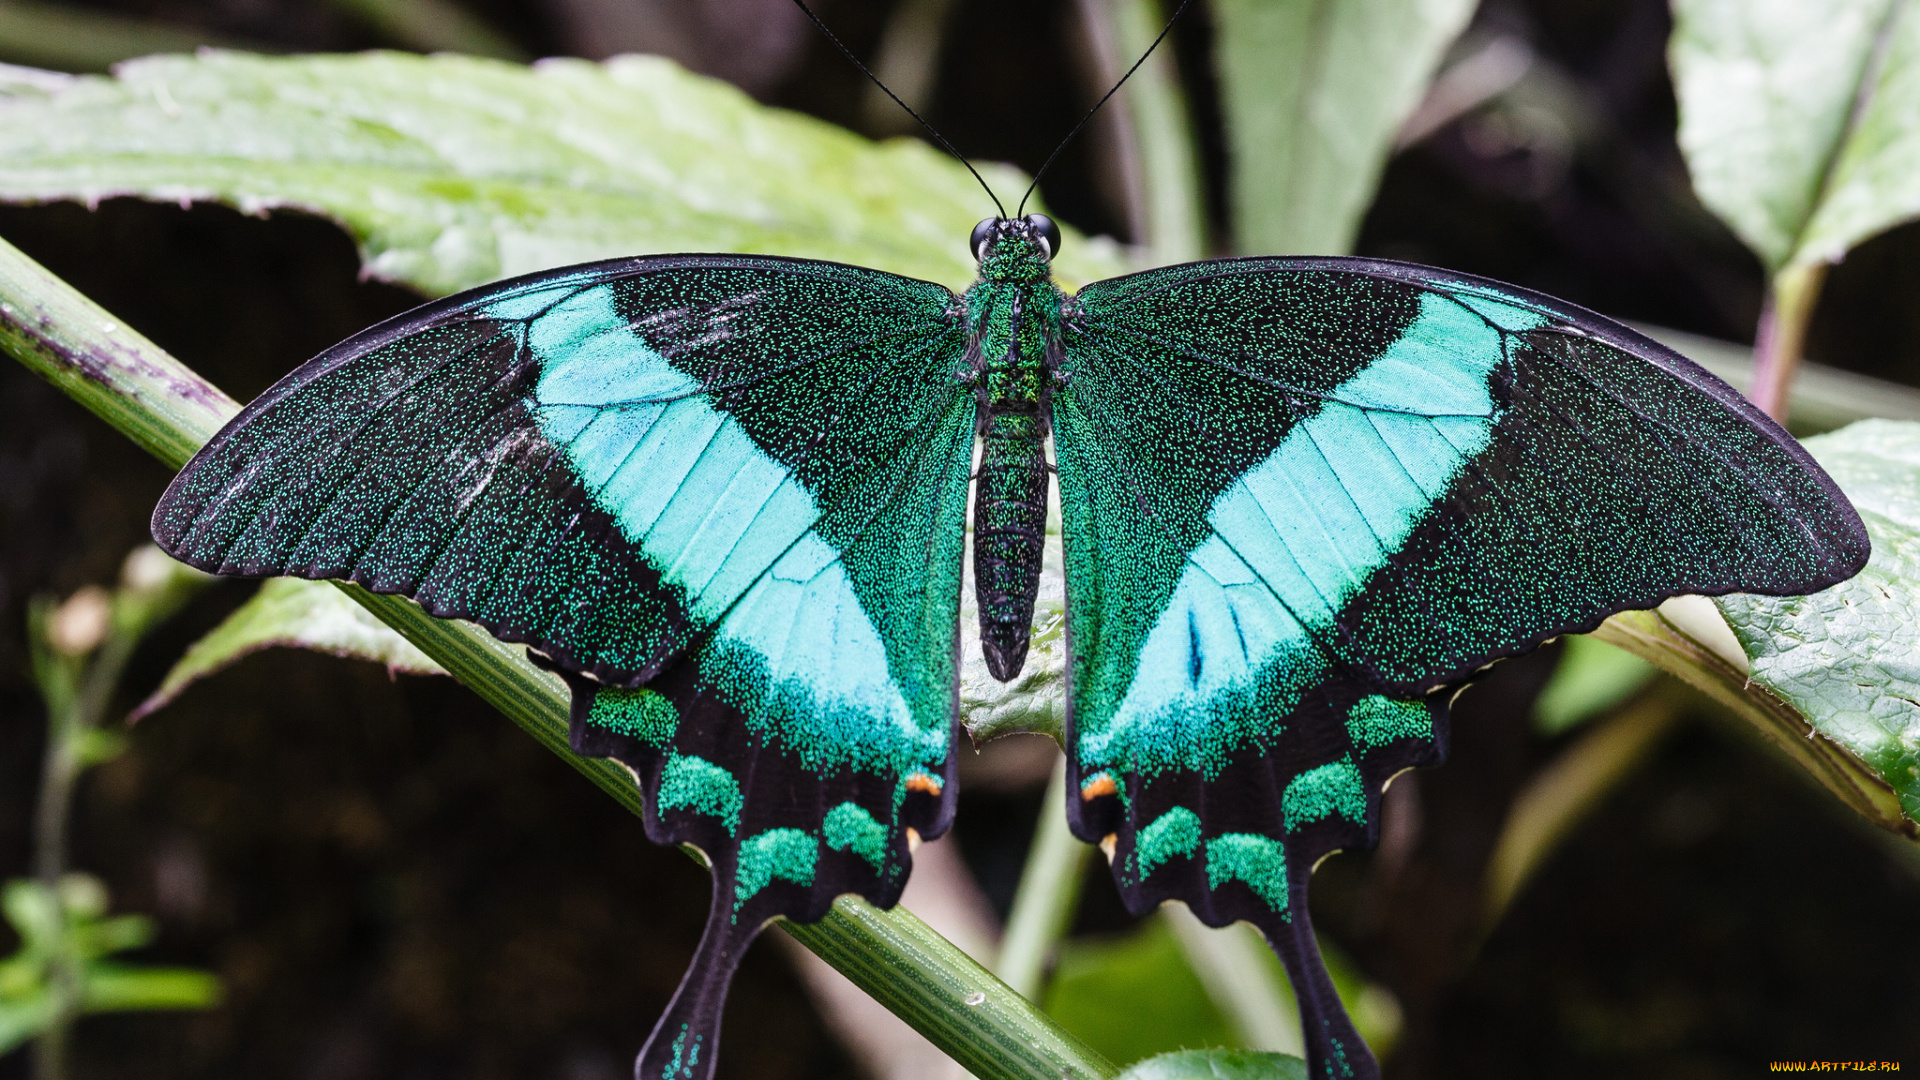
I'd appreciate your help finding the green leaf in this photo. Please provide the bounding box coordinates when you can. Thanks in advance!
[0,50,1124,296]
[1089,0,1206,266]
[133,576,446,720]
[1671,0,1920,273]
[1116,1049,1308,1080]
[1532,634,1658,736]
[1716,419,1920,822]
[1213,0,1474,255]
[70,913,151,962]
[1159,906,1301,1055]
[0,988,55,1055]
[1594,603,1912,835]
[0,875,221,1048]
[1,879,60,957]
[1044,917,1236,1067]
[0,954,41,1001]
[1043,914,1395,1070]
[1800,8,1920,268]
[81,964,221,1012]
[72,727,127,767]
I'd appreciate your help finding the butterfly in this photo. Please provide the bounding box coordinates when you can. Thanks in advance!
[149,211,1869,1080]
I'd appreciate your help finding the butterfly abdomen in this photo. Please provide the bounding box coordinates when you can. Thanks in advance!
[965,272,1058,684]
[974,409,1048,681]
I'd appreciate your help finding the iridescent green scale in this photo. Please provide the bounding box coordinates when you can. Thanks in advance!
[151,220,1869,1080]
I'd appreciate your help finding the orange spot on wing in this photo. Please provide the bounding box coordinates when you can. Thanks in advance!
[1079,774,1118,800]
[905,772,944,796]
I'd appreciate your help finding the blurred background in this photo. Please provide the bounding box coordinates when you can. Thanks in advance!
[3,0,1920,1078]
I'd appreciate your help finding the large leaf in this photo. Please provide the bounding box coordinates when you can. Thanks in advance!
[1671,0,1920,274]
[132,577,445,720]
[0,51,1125,295]
[1212,0,1473,256]
[1716,419,1920,822]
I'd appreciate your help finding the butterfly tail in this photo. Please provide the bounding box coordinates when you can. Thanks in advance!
[634,852,760,1080]
[1256,867,1378,1080]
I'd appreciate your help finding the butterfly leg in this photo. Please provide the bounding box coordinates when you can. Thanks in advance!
[634,849,761,1080]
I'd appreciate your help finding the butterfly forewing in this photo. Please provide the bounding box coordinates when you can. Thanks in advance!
[152,254,976,1080]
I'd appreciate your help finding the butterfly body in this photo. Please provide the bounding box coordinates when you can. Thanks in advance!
[152,219,1868,1080]
[967,219,1064,681]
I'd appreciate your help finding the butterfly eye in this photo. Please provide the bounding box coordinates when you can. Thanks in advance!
[1026,214,1061,259]
[971,218,998,261]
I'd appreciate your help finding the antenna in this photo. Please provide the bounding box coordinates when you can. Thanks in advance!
[1017,0,1197,216]
[790,0,1007,218]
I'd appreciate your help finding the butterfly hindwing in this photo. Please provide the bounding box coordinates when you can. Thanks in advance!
[152,254,976,1080]
[1051,257,1868,1079]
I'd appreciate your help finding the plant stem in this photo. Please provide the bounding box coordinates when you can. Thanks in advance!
[863,0,957,136]
[1076,0,1206,266]
[995,754,1090,1000]
[1747,261,1829,423]
[28,598,142,1080]
[326,0,528,61]
[0,239,228,471]
[0,233,1118,1080]
[1161,904,1304,1055]
[1479,690,1681,938]
[29,651,79,1080]
[783,895,1111,1080]
[0,0,252,73]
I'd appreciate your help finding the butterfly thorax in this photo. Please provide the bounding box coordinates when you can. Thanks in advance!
[963,224,1062,682]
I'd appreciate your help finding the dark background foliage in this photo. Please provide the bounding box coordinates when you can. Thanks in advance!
[2,0,1919,1076]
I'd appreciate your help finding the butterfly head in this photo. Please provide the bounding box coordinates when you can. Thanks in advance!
[971,215,1060,283]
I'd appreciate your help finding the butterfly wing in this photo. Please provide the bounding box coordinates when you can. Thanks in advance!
[1051,256,1868,1080]
[152,254,975,1080]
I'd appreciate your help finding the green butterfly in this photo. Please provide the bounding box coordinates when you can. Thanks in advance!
[150,213,1867,1080]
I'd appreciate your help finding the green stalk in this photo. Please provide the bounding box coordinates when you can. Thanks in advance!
[1747,262,1829,424]
[1479,690,1681,938]
[326,0,528,62]
[0,233,1116,1080]
[1078,0,1206,266]
[0,0,252,73]
[994,755,1090,1000]
[783,893,1110,1080]
[25,601,84,1080]
[26,585,157,1079]
[1160,904,1303,1055]
[864,0,957,136]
